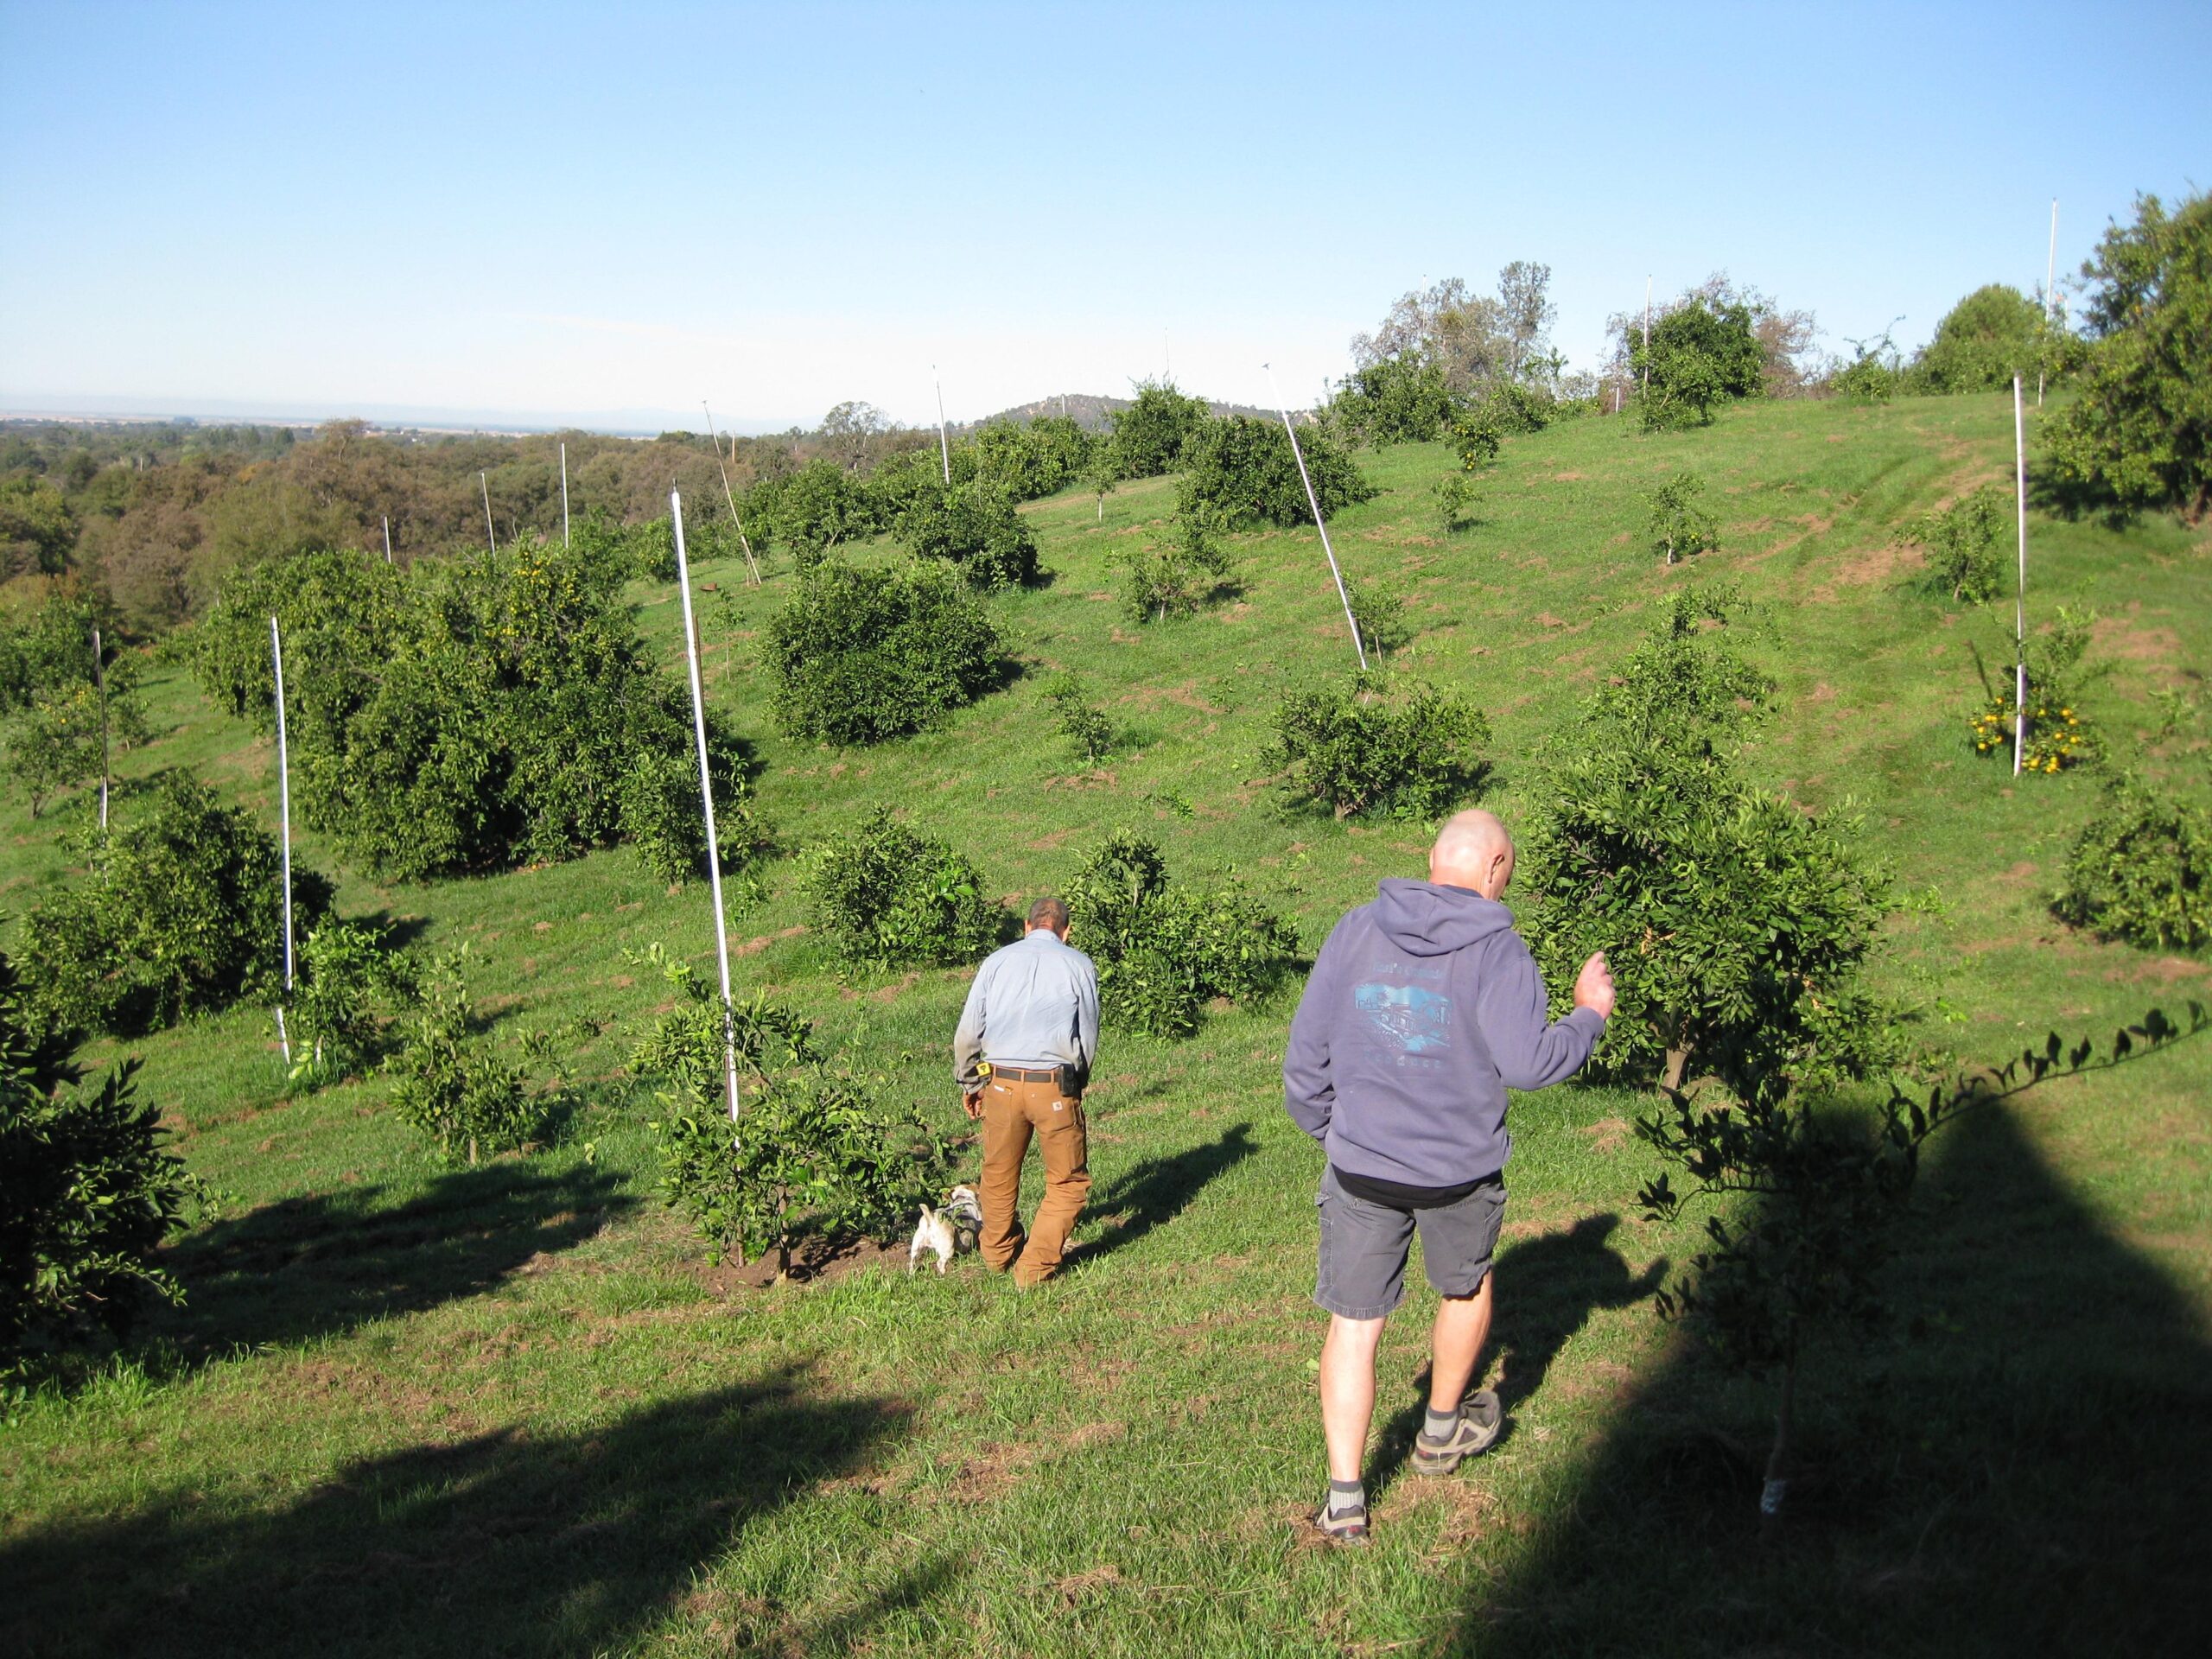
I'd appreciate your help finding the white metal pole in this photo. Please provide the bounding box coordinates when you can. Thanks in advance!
[1267,365,1368,672]
[2012,376,2029,778]
[480,473,496,553]
[671,490,741,1122]
[270,615,296,1063]
[90,626,109,833]
[381,514,392,564]
[702,400,761,585]
[2039,199,2058,406]
[933,371,951,485]
[560,442,571,546]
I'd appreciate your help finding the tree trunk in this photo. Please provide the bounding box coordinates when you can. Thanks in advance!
[1760,1349,1798,1537]
[1661,1044,1692,1093]
[467,1135,479,1167]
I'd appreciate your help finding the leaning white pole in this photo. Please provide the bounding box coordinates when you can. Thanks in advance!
[671,490,741,1122]
[2012,376,2029,778]
[381,514,392,564]
[560,442,571,547]
[933,371,951,485]
[1268,365,1369,671]
[480,472,496,553]
[702,400,761,586]
[270,615,296,1064]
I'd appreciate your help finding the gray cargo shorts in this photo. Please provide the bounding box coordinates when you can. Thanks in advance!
[1314,1164,1506,1319]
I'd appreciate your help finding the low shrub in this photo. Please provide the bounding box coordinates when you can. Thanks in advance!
[1177,416,1376,528]
[1645,473,1719,563]
[1044,673,1114,765]
[1064,829,1299,1039]
[802,808,1002,968]
[764,558,1007,746]
[618,747,769,887]
[2,945,197,1358]
[1433,473,1481,532]
[896,480,1040,586]
[1108,379,1211,479]
[628,950,949,1278]
[1116,509,1235,622]
[18,772,334,1039]
[1342,577,1414,659]
[1967,606,2100,773]
[386,951,543,1165]
[1632,296,1764,430]
[969,416,1095,501]
[1268,676,1491,820]
[1326,353,1454,446]
[1912,487,2005,603]
[285,919,420,1090]
[2053,777,2211,951]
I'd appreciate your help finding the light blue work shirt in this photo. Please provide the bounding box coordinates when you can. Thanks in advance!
[952,929,1100,1085]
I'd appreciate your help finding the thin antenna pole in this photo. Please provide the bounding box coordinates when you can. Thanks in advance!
[702,400,761,585]
[933,371,951,484]
[381,514,392,564]
[671,491,741,1122]
[560,442,570,546]
[2012,376,2029,779]
[1164,329,1172,380]
[90,626,109,833]
[480,473,496,553]
[2039,199,2059,406]
[1267,365,1368,671]
[270,615,296,1065]
[1642,276,1652,397]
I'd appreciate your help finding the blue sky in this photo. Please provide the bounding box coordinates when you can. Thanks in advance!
[1,1,2205,431]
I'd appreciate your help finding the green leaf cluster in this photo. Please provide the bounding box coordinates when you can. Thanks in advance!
[1114,507,1235,623]
[1910,487,2005,602]
[1644,472,1719,564]
[1521,601,1891,1100]
[1175,416,1375,529]
[763,557,1007,747]
[1325,352,1455,447]
[1106,380,1211,479]
[1630,296,1764,430]
[1064,828,1298,1039]
[385,951,542,1166]
[285,919,420,1090]
[17,772,334,1039]
[2053,775,2211,952]
[1267,675,1491,821]
[801,808,1004,969]
[2045,191,2212,518]
[190,543,758,882]
[1043,672,1114,765]
[1905,284,2078,396]
[895,478,1041,587]
[1,592,149,818]
[1,943,194,1360]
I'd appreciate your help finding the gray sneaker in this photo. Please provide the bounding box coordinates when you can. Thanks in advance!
[1411,1389,1503,1475]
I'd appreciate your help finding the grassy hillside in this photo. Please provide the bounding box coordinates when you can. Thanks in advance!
[4,391,2209,1657]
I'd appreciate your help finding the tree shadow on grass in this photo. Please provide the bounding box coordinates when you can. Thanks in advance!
[1370,1211,1666,1498]
[146,1162,637,1361]
[1073,1122,1258,1266]
[1442,1102,2212,1657]
[0,1363,910,1659]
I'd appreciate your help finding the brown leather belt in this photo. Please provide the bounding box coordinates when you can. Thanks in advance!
[990,1066,1062,1084]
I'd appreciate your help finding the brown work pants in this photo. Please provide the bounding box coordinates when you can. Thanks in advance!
[977,1074,1090,1287]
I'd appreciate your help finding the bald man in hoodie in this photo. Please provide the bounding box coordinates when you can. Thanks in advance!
[1284,809,1615,1544]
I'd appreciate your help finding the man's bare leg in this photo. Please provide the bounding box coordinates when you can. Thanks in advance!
[1320,1313,1387,1481]
[1427,1274,1494,1412]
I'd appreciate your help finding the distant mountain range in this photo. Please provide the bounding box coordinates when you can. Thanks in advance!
[0,389,1300,441]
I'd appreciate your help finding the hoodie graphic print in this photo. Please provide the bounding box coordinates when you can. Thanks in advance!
[1283,878,1606,1188]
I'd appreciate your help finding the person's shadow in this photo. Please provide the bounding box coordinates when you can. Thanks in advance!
[1071,1123,1258,1267]
[1371,1211,1666,1494]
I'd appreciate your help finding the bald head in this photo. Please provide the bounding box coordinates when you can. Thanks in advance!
[1430,809,1515,899]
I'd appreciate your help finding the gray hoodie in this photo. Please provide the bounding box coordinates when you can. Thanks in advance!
[1283,878,1605,1187]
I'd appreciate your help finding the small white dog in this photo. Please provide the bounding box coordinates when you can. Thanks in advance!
[907,1184,982,1275]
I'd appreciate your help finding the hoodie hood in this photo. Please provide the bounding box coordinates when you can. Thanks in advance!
[1370,878,1519,958]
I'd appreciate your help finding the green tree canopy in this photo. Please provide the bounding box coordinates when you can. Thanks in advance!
[1906,283,2066,394]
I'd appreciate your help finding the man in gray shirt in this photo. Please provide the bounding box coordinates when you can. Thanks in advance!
[953,896,1101,1288]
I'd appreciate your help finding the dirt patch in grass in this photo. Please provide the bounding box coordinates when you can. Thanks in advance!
[1578,1116,1631,1155]
[734,925,807,958]
[1809,537,1917,600]
[2090,614,2184,671]
[694,1234,912,1293]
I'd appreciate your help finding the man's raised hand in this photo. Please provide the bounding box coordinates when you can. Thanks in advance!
[1573,951,1617,1020]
